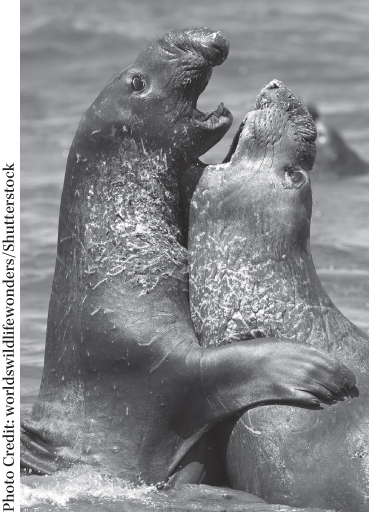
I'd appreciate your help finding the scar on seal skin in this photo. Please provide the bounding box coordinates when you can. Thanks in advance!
[21,31,354,488]
[189,79,367,511]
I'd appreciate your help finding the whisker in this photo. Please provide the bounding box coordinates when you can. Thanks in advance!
[245,145,267,185]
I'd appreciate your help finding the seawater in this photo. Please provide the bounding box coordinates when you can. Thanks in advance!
[21,0,369,509]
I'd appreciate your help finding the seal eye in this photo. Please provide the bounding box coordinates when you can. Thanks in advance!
[132,76,145,91]
[284,165,307,187]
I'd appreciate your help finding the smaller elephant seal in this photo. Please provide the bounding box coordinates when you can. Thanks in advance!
[307,103,369,180]
[189,80,368,511]
[20,30,354,489]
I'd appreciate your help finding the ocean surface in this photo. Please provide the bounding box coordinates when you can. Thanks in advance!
[21,0,369,509]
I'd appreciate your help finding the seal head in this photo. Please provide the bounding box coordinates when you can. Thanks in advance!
[73,27,232,163]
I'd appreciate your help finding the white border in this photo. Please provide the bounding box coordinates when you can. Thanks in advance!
[0,0,20,510]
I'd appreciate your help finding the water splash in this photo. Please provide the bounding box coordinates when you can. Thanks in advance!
[21,465,156,509]
[21,465,334,511]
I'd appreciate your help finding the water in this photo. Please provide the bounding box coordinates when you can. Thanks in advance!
[21,0,369,509]
[21,466,309,512]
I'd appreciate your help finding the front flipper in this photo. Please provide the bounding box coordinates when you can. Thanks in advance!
[165,335,354,484]
[165,429,229,487]
[199,337,355,425]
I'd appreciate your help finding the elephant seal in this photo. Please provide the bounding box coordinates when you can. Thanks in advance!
[21,32,354,488]
[189,80,368,511]
[307,103,369,180]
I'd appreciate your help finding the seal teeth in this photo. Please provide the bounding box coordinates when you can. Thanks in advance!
[203,102,224,121]
[203,111,213,120]
[203,102,225,120]
[215,102,224,116]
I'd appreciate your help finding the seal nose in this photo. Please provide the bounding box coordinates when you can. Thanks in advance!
[162,27,229,67]
[253,79,303,113]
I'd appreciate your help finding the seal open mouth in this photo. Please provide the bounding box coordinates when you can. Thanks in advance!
[157,27,233,152]
[193,101,232,130]
[159,26,233,134]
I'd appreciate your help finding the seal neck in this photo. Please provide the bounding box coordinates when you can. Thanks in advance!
[61,139,188,293]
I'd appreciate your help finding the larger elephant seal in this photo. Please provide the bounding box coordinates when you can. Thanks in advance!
[21,32,354,487]
[189,80,368,511]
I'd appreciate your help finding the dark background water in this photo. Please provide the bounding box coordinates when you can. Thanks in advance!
[21,0,369,506]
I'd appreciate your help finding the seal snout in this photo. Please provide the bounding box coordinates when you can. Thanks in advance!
[264,79,282,90]
[190,28,230,67]
[162,27,229,67]
[253,79,302,113]
[247,79,317,169]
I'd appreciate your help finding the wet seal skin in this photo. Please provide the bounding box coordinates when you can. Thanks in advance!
[189,80,368,511]
[21,31,353,490]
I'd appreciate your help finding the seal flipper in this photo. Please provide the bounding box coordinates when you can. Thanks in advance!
[21,420,79,475]
[166,429,229,487]
[21,429,60,475]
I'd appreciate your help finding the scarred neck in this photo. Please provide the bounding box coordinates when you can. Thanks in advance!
[75,141,189,292]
